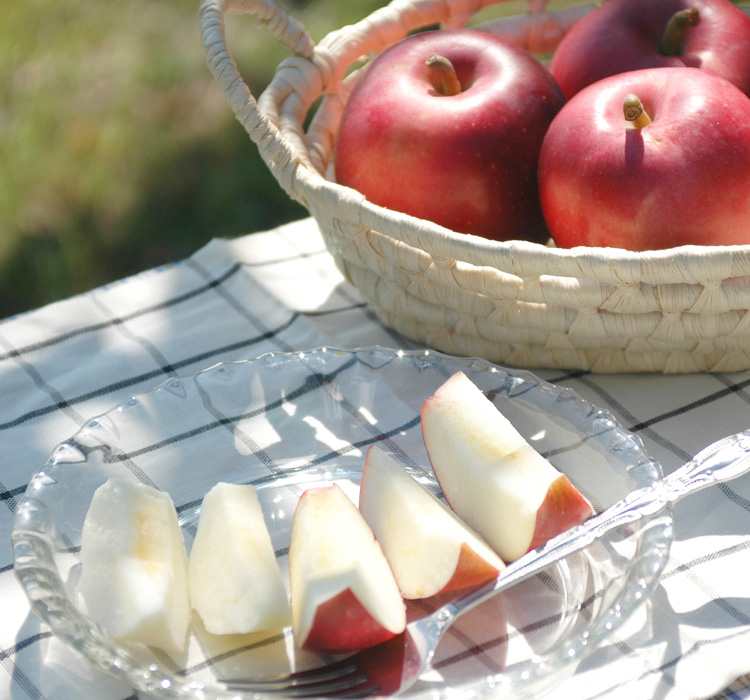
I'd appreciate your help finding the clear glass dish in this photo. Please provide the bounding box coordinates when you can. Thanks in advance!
[12,346,673,700]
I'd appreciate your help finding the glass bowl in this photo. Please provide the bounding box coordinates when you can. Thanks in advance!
[12,346,673,700]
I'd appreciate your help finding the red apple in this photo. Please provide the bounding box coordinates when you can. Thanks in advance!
[359,445,505,599]
[550,0,750,99]
[334,29,566,244]
[289,483,406,653]
[538,67,750,251]
[420,371,592,563]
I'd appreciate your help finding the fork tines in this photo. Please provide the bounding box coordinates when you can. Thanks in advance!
[220,660,378,698]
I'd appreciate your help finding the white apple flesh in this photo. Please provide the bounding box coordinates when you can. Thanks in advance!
[289,483,406,653]
[188,482,292,636]
[421,372,593,563]
[78,477,190,651]
[359,445,505,599]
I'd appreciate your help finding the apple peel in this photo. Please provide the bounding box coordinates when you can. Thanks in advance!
[550,0,750,99]
[359,444,505,599]
[334,28,565,243]
[421,371,593,562]
[289,483,406,653]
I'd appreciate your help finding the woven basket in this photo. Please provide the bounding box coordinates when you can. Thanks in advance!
[199,0,750,374]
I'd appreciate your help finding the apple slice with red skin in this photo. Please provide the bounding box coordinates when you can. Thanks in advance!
[289,483,406,653]
[421,371,592,562]
[359,444,505,599]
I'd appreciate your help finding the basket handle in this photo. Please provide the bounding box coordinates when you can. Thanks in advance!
[199,0,314,176]
[197,0,582,210]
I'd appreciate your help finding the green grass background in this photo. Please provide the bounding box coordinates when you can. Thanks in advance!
[1,0,389,319]
[10,0,736,319]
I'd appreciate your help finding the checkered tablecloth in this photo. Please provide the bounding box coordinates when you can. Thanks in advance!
[3,217,750,700]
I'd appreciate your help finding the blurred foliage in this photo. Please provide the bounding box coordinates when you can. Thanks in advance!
[11,0,731,319]
[0,0,385,318]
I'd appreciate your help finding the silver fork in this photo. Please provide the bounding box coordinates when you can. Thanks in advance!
[222,429,750,697]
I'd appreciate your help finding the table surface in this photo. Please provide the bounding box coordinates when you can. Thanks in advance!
[3,217,750,700]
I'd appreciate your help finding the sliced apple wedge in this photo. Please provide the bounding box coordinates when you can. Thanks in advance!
[289,483,406,653]
[188,482,292,635]
[78,477,190,651]
[359,444,505,599]
[421,371,593,562]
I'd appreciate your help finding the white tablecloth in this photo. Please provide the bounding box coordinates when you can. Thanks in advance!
[2,217,750,700]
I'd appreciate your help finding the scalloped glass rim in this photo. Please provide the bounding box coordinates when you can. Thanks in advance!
[12,346,674,700]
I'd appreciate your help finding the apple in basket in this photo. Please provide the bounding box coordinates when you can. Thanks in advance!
[549,0,750,99]
[421,371,592,563]
[359,444,505,599]
[289,483,406,653]
[538,67,750,251]
[333,29,566,244]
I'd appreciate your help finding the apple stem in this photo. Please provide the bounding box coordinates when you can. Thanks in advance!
[659,8,700,56]
[426,53,462,96]
[623,94,652,129]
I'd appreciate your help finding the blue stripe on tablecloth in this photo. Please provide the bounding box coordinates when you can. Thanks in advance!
[0,262,244,364]
[0,301,375,439]
[0,305,382,434]
[718,676,750,700]
[0,312,300,433]
[229,242,408,348]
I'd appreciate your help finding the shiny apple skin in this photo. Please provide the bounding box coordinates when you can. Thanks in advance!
[334,29,566,244]
[550,0,750,100]
[538,67,750,251]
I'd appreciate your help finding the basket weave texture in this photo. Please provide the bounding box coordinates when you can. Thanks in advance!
[200,0,750,374]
